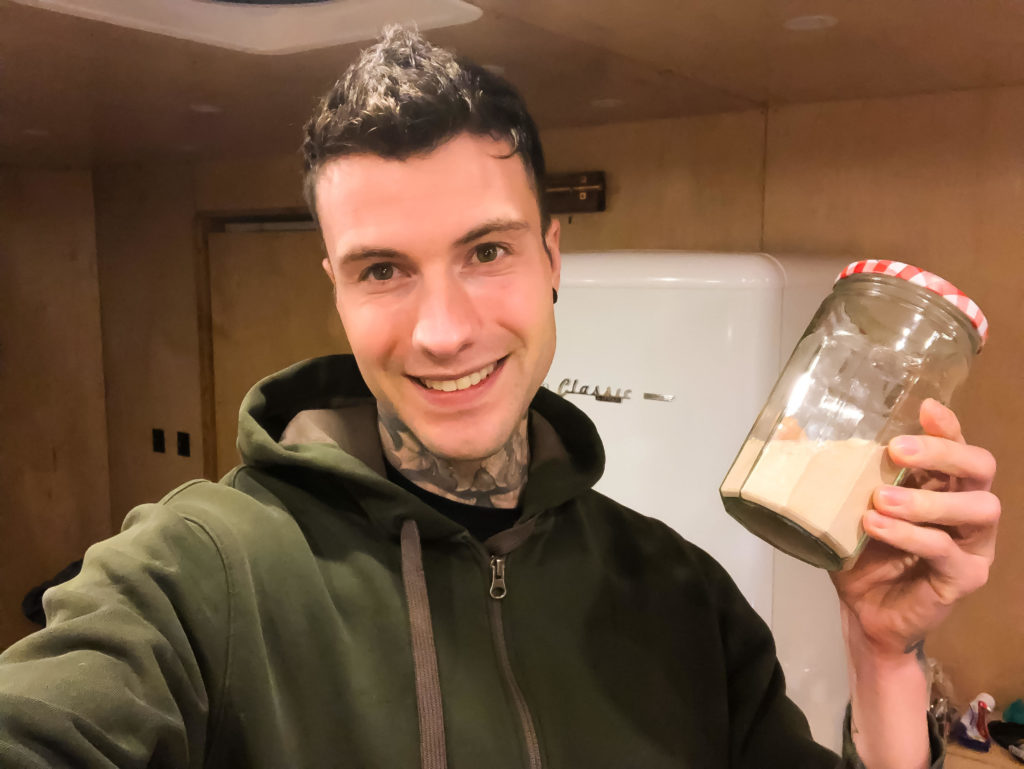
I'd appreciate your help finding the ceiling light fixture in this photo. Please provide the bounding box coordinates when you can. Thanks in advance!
[783,14,838,31]
[590,98,624,109]
[209,0,330,4]
[9,0,482,55]
[189,103,222,114]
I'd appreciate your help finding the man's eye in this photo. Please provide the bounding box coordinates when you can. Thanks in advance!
[474,243,504,264]
[363,263,394,281]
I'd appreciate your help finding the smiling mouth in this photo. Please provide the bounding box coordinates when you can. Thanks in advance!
[415,359,503,392]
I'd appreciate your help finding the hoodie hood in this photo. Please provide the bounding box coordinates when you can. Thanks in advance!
[235,354,605,540]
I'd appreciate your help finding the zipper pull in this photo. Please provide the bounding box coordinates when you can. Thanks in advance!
[489,555,507,600]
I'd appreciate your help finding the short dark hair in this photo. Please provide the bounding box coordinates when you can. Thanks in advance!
[301,25,548,233]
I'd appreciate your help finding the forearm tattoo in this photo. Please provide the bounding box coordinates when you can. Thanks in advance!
[377,408,529,508]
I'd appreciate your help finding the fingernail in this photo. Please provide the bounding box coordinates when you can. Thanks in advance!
[878,486,908,506]
[891,436,919,455]
[866,510,888,528]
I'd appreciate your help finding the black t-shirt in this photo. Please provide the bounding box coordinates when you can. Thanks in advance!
[385,462,519,542]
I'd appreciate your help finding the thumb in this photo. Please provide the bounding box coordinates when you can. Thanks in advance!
[919,398,965,444]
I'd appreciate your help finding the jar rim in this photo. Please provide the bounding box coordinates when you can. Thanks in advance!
[836,260,988,346]
[835,272,984,355]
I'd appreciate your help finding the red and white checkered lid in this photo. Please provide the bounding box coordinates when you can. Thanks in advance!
[837,260,988,346]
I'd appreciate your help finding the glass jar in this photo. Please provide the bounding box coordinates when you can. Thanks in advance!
[720,260,988,571]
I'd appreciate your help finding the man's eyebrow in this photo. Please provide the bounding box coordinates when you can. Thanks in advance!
[337,246,406,266]
[454,218,531,247]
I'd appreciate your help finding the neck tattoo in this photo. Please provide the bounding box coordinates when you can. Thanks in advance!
[377,409,529,509]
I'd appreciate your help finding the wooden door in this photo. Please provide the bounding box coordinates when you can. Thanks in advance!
[208,230,350,478]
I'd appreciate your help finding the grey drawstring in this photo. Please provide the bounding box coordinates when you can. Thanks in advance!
[400,519,448,769]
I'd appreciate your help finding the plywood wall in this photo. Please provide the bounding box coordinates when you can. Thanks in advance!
[764,86,1024,706]
[93,164,205,519]
[193,154,305,212]
[0,168,111,649]
[542,111,766,252]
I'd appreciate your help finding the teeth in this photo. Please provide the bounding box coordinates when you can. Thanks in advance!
[422,362,496,392]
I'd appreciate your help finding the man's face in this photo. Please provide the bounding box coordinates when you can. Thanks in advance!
[316,134,561,461]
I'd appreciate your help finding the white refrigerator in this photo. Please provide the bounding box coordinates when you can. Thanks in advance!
[549,251,852,752]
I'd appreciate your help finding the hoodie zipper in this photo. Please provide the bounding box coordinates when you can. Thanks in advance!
[482,551,543,769]
[489,555,508,599]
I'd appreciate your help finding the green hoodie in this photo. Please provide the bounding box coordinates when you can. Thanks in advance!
[0,355,941,768]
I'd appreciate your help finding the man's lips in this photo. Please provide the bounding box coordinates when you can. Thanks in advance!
[410,357,507,393]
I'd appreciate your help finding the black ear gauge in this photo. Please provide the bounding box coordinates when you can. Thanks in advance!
[553,288,559,304]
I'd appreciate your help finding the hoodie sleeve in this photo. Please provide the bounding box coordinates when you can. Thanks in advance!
[0,498,229,769]
[696,548,944,769]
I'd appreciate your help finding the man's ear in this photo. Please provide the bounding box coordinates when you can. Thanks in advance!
[545,218,562,294]
[321,257,336,287]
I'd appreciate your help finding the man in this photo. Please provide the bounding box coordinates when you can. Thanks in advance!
[0,26,999,769]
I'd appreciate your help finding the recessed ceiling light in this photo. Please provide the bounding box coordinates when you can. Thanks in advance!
[590,98,624,109]
[189,103,222,114]
[482,64,505,76]
[23,128,49,137]
[783,14,838,31]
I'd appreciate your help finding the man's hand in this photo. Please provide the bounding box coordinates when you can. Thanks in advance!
[831,398,1000,657]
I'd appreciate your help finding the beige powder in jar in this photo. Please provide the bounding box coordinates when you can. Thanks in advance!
[724,434,900,560]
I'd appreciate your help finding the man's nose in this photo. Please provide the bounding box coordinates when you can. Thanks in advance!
[411,277,477,359]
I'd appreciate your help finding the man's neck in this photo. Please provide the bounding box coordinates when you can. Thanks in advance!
[377,409,529,509]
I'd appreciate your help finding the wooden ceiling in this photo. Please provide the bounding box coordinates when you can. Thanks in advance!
[2,0,1023,166]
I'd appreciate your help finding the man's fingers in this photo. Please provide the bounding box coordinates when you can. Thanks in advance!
[887,435,997,489]
[863,511,957,561]
[862,511,993,596]
[873,487,1001,542]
